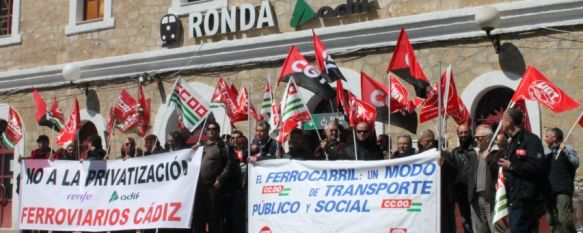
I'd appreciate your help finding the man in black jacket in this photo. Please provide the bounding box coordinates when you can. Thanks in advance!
[497,107,545,233]
[450,124,474,233]
[344,121,383,161]
[543,127,578,233]
[193,122,239,233]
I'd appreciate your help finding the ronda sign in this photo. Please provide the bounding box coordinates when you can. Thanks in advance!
[188,1,276,38]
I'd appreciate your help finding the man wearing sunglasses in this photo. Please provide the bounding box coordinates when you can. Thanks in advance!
[193,121,239,233]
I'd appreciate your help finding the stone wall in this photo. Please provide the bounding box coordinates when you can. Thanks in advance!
[2,25,583,176]
[0,0,517,71]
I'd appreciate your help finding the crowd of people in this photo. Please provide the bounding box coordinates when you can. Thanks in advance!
[18,107,579,233]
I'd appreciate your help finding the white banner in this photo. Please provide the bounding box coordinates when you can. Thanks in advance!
[19,148,202,232]
[249,149,440,233]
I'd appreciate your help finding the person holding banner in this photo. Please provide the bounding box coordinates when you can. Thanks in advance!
[86,135,106,160]
[392,134,416,159]
[194,121,239,233]
[249,121,280,163]
[497,107,545,233]
[283,128,313,160]
[450,124,474,233]
[542,127,578,233]
[143,134,164,156]
[314,121,348,160]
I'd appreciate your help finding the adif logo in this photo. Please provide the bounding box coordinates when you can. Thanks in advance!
[528,80,561,105]
[109,191,119,203]
[109,191,141,203]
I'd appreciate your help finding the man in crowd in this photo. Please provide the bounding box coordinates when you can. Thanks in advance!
[345,121,383,160]
[392,134,416,159]
[193,122,239,233]
[30,135,56,160]
[418,129,437,153]
[450,124,474,233]
[314,121,347,160]
[248,120,280,163]
[543,127,578,233]
[469,124,501,233]
[377,134,390,159]
[284,128,313,160]
[143,134,164,156]
[498,107,545,233]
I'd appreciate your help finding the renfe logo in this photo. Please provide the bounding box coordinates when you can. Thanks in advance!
[381,199,412,208]
[260,226,272,233]
[290,0,379,27]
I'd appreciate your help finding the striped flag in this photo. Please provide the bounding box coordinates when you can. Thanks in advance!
[279,77,312,142]
[493,167,510,233]
[261,81,273,121]
[1,107,23,149]
[168,77,211,132]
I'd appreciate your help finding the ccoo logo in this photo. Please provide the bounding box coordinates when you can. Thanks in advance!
[527,80,561,106]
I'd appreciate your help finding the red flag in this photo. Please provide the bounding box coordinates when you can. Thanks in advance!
[233,86,260,122]
[33,89,47,123]
[387,28,431,98]
[50,97,65,127]
[106,107,116,146]
[312,29,345,82]
[389,75,418,112]
[361,72,409,115]
[419,66,471,125]
[511,66,579,113]
[0,107,23,149]
[56,98,80,146]
[112,89,141,133]
[212,77,239,120]
[336,80,350,116]
[578,113,583,127]
[229,84,239,100]
[136,83,150,137]
[348,93,377,127]
[277,45,334,98]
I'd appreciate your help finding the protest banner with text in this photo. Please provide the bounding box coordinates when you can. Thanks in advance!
[19,148,202,232]
[249,150,440,233]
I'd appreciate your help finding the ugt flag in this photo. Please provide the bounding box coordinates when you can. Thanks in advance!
[511,65,579,113]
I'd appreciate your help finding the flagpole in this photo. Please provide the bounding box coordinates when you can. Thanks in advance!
[554,111,583,159]
[348,94,358,160]
[437,62,443,151]
[442,64,451,150]
[386,72,392,157]
[247,84,253,160]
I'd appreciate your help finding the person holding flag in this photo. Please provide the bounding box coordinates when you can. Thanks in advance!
[542,127,578,233]
[344,121,382,161]
[496,107,545,233]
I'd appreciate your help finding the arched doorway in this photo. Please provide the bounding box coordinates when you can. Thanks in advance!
[461,70,541,137]
[474,88,514,130]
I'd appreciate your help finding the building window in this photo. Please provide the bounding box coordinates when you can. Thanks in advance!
[0,0,13,36]
[168,0,227,16]
[65,0,115,36]
[83,0,104,21]
[0,0,20,46]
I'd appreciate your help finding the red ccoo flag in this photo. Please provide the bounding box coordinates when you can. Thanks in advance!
[211,77,240,122]
[387,28,431,98]
[56,98,81,146]
[511,65,579,113]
